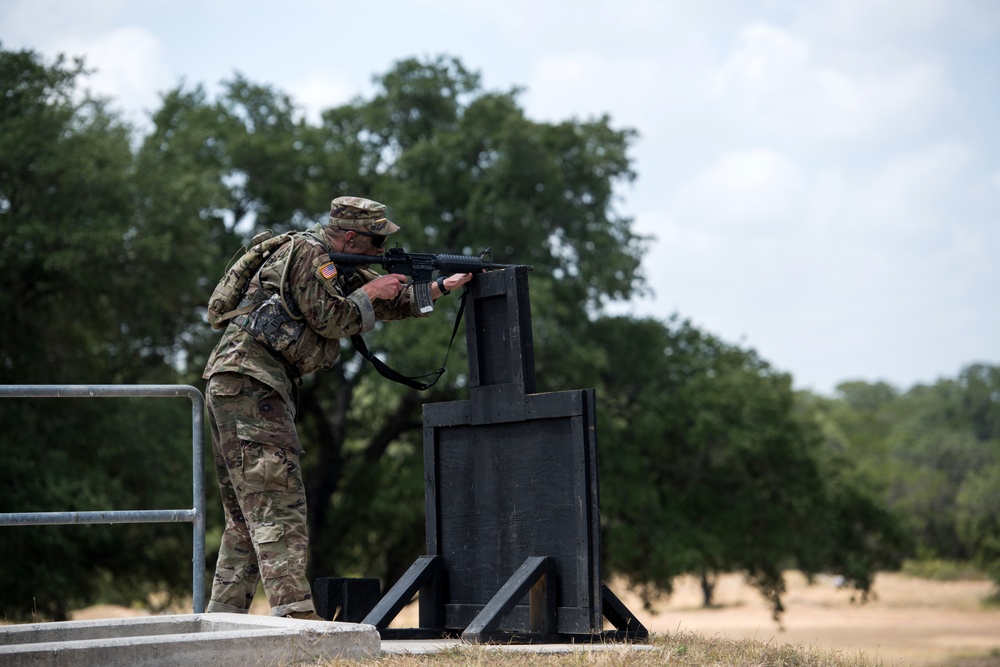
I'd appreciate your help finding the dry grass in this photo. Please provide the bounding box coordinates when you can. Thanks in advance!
[314,632,884,667]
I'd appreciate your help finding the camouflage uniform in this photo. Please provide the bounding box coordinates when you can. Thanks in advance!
[203,197,424,617]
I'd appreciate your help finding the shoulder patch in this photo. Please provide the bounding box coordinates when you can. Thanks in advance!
[316,262,338,280]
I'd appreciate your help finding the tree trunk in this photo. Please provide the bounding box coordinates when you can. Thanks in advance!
[301,365,354,578]
[700,569,717,608]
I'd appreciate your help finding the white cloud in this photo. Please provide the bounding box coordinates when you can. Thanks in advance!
[64,27,171,116]
[710,22,948,143]
[792,142,972,265]
[669,149,804,235]
[524,52,659,127]
[630,135,990,393]
[412,0,681,43]
[1,0,128,48]
[847,142,971,240]
[285,71,360,124]
[1,0,172,128]
[796,0,1000,46]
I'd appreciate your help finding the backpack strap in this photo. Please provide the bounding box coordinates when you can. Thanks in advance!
[214,302,259,325]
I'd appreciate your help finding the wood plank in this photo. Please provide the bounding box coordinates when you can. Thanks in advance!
[423,400,470,427]
[462,557,551,642]
[362,555,440,629]
[601,584,649,639]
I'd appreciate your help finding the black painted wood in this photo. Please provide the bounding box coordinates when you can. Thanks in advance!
[313,577,380,622]
[425,389,601,634]
[362,555,440,629]
[461,556,553,643]
[465,267,535,394]
[601,583,650,639]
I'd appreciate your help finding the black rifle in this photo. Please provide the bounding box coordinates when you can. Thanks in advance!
[326,246,530,313]
[328,246,530,390]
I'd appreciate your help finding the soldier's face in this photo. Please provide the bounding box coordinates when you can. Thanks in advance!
[346,231,386,255]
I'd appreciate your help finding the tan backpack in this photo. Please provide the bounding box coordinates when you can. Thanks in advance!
[207,230,292,330]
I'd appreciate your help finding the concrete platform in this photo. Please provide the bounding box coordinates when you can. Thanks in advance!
[0,613,379,666]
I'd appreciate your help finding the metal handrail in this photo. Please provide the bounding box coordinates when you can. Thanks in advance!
[0,384,206,613]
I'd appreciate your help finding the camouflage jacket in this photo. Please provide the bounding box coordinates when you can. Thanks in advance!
[203,224,426,406]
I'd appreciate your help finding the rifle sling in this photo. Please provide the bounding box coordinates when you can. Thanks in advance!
[351,286,468,391]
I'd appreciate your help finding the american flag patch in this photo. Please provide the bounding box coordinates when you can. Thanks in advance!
[317,262,338,280]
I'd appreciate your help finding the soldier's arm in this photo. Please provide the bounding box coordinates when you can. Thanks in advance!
[287,248,424,339]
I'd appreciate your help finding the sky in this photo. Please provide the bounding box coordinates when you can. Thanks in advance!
[3,0,999,396]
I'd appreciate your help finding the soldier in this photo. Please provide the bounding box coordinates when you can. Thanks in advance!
[203,196,472,620]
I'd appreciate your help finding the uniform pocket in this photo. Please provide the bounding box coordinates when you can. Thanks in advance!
[210,374,244,397]
[236,416,299,450]
[251,523,291,578]
[252,523,284,545]
[240,441,290,492]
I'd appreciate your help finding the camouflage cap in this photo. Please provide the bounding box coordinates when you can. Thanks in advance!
[328,196,400,235]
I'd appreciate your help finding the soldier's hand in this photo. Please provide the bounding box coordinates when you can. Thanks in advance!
[363,273,409,300]
[444,273,473,291]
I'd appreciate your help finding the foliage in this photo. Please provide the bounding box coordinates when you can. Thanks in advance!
[0,45,199,620]
[900,558,987,582]
[808,363,1000,589]
[595,316,906,618]
[956,461,1000,585]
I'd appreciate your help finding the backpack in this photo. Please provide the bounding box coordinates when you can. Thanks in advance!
[207,230,293,330]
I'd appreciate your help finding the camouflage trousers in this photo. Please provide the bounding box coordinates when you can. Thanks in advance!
[205,372,315,618]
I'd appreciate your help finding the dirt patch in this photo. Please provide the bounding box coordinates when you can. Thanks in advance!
[613,572,1000,667]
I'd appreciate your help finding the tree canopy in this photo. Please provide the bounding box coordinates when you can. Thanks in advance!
[0,46,199,619]
[807,364,1000,588]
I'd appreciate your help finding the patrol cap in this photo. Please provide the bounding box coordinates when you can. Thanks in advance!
[328,196,400,235]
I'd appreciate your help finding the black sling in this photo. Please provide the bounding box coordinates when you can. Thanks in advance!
[350,286,468,391]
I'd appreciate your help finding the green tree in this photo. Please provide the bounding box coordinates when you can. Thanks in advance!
[811,364,1000,589]
[595,316,906,619]
[0,45,198,620]
[956,462,1000,586]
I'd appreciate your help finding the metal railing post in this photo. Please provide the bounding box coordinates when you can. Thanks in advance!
[0,384,207,613]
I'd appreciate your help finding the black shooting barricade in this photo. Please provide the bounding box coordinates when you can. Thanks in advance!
[360,267,647,643]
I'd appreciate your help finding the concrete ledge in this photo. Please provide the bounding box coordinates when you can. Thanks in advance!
[0,613,379,666]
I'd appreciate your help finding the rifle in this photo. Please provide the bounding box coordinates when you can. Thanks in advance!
[326,246,531,313]
[329,246,530,390]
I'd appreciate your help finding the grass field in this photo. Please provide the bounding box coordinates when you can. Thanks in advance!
[373,571,1000,667]
[69,570,1000,666]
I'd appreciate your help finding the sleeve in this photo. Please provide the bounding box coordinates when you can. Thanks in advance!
[285,245,377,339]
[358,268,429,322]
